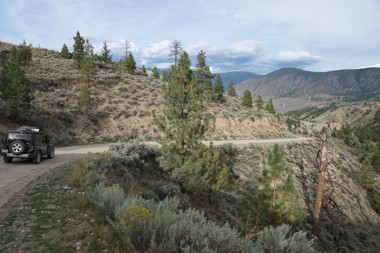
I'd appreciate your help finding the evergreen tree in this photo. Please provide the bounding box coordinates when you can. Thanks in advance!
[18,39,32,65]
[241,144,304,228]
[194,50,214,97]
[213,73,224,102]
[267,144,288,209]
[241,90,253,107]
[100,41,112,63]
[154,52,213,188]
[152,66,160,79]
[125,53,136,75]
[255,95,264,110]
[0,50,10,67]
[79,85,91,107]
[227,81,236,97]
[0,47,31,116]
[265,98,276,114]
[60,43,70,59]
[72,31,85,67]
[141,65,147,76]
[80,39,97,87]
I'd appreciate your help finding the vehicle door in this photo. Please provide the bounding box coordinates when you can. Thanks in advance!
[35,134,47,155]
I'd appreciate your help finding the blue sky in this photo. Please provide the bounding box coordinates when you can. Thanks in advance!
[0,0,379,74]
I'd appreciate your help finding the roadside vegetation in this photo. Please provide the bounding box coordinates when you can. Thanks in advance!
[0,141,315,252]
[331,109,380,213]
[1,33,379,252]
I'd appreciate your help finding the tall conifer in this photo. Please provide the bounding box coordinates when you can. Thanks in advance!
[72,31,85,67]
[0,47,30,116]
[265,98,276,114]
[194,50,214,97]
[100,41,112,63]
[213,73,224,102]
[241,90,253,107]
[154,52,211,179]
[227,81,236,97]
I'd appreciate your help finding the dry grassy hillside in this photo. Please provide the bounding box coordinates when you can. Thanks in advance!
[293,102,380,134]
[0,43,289,144]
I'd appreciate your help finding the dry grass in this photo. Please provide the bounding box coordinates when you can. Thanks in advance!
[0,42,292,145]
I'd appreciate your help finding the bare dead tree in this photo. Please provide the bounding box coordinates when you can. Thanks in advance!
[312,133,329,236]
[169,39,182,66]
[124,40,130,61]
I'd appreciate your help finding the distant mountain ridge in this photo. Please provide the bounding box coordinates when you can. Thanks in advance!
[217,71,258,88]
[157,69,258,88]
[236,67,380,100]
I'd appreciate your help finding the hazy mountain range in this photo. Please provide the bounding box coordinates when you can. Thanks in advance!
[236,67,380,100]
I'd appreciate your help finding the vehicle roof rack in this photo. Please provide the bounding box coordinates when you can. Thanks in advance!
[16,126,42,133]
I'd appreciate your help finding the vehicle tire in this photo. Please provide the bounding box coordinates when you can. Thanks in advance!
[3,157,13,163]
[33,151,41,164]
[47,148,54,159]
[10,140,26,155]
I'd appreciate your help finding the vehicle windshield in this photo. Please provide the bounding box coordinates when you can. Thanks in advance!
[7,133,33,142]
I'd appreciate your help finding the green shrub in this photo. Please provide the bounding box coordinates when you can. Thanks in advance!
[111,196,240,252]
[241,224,315,253]
[84,170,103,187]
[372,192,380,214]
[93,141,160,175]
[88,182,126,219]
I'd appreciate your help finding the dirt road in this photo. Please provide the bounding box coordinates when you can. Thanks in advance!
[0,137,312,209]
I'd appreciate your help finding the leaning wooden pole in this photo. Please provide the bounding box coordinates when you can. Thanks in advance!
[312,134,329,237]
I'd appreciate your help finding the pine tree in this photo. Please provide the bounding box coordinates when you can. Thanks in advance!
[241,90,253,107]
[152,66,160,79]
[72,31,85,67]
[227,81,236,97]
[255,95,264,110]
[100,41,112,63]
[194,50,214,97]
[268,144,288,210]
[141,65,147,76]
[265,98,276,114]
[213,73,224,102]
[80,39,97,87]
[154,52,213,187]
[18,39,32,65]
[60,43,70,59]
[125,53,136,75]
[0,47,31,116]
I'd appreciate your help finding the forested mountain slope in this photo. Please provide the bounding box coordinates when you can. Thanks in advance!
[237,67,380,100]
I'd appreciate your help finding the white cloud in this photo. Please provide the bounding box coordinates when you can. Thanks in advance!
[142,40,171,58]
[229,40,264,55]
[359,64,380,69]
[269,51,321,63]
[186,41,218,55]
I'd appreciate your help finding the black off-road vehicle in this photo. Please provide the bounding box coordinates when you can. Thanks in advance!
[1,126,55,164]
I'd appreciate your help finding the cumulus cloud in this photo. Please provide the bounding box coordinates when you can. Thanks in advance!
[187,41,218,55]
[359,64,380,69]
[265,51,321,68]
[85,37,321,74]
[229,40,264,55]
[140,40,171,66]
